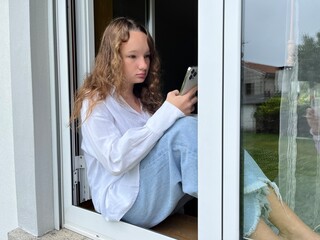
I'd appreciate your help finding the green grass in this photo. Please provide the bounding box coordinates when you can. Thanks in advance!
[242,131,318,181]
[242,131,320,228]
[242,132,279,180]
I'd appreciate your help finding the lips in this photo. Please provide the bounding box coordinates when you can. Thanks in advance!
[136,73,146,78]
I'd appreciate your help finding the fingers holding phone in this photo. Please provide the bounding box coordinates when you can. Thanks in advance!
[166,86,198,115]
[166,66,198,115]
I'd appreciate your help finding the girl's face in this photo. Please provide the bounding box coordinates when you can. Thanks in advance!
[120,31,150,88]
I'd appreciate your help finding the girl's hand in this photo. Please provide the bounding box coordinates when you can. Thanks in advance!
[166,86,198,115]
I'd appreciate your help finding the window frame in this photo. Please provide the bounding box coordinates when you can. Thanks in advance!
[222,0,242,238]
[56,0,242,238]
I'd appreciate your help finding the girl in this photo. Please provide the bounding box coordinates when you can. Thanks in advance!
[71,17,198,228]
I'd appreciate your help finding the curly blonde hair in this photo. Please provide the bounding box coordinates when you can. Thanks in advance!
[70,17,163,124]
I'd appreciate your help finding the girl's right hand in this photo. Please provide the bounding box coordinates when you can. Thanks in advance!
[166,86,198,115]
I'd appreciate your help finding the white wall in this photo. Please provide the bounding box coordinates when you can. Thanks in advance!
[10,0,55,235]
[0,0,19,238]
[0,0,56,237]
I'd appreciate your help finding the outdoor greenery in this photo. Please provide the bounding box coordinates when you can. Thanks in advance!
[242,131,279,180]
[242,131,318,181]
[253,95,310,137]
[298,32,320,87]
[242,32,320,186]
[254,96,281,133]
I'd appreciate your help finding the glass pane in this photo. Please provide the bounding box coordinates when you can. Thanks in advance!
[241,0,320,238]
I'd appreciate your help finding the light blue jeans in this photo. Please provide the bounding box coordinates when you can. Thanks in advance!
[243,150,280,237]
[122,116,198,228]
[122,116,280,236]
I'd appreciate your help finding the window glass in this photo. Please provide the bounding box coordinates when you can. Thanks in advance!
[241,0,320,237]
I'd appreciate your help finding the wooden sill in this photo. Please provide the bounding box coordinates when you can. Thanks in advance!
[151,213,198,240]
[79,200,198,240]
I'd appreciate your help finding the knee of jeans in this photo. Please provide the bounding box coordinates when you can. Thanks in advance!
[176,116,197,127]
[176,116,197,133]
[168,116,198,143]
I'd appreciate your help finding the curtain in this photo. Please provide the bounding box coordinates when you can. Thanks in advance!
[278,0,320,230]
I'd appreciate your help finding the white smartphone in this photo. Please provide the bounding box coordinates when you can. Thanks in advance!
[180,66,198,95]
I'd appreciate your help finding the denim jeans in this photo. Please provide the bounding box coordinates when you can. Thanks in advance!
[122,116,198,228]
[122,116,279,235]
[243,150,280,237]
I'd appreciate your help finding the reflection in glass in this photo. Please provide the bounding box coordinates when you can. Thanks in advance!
[241,0,320,236]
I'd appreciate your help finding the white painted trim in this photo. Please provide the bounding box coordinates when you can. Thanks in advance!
[75,0,95,85]
[223,0,242,239]
[198,0,224,239]
[56,0,70,226]
[64,206,174,240]
[49,0,61,230]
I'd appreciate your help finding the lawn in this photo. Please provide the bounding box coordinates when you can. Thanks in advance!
[242,131,320,229]
[242,131,318,181]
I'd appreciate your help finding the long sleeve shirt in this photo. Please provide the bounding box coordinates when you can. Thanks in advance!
[80,91,184,221]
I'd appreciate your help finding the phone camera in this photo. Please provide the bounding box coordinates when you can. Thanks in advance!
[189,69,197,80]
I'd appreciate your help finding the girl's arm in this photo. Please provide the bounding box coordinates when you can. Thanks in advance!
[81,100,184,175]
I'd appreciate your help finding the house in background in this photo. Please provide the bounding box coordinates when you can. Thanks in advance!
[241,62,282,132]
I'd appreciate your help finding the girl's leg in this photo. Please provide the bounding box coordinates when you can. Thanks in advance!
[266,188,320,240]
[122,116,198,228]
[244,150,320,239]
[248,219,280,240]
[243,150,279,237]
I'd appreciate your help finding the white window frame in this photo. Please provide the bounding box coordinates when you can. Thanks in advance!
[222,0,242,239]
[55,0,242,239]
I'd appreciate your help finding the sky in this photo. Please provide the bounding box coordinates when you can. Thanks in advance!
[242,0,320,67]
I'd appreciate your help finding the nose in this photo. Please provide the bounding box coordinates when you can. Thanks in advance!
[138,57,148,70]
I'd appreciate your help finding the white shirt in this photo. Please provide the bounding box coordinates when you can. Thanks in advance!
[81,92,184,221]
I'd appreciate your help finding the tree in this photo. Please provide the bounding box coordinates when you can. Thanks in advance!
[298,32,320,87]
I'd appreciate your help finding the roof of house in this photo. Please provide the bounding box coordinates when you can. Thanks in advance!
[242,61,281,74]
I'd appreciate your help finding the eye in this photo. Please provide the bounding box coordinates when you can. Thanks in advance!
[127,55,136,59]
[144,54,151,59]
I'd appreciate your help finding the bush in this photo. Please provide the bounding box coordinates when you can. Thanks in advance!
[254,97,281,133]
